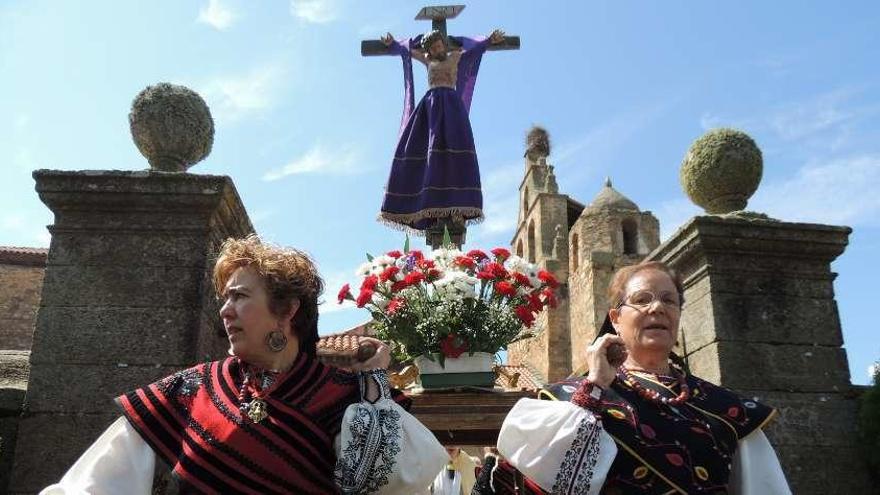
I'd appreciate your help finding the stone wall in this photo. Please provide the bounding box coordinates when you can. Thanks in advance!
[8,170,253,493]
[650,214,872,494]
[0,248,47,351]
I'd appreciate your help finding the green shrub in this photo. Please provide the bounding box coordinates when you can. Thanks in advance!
[858,361,880,492]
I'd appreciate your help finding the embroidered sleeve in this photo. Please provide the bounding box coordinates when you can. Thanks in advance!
[498,398,617,495]
[334,370,447,494]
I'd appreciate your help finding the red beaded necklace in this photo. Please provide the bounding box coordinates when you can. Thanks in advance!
[237,363,273,423]
[618,365,690,406]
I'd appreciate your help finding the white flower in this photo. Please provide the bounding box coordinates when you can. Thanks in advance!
[356,262,372,277]
[374,254,395,266]
[372,292,388,309]
[506,255,527,272]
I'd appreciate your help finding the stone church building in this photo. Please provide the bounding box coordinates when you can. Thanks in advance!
[504,133,871,493]
[509,151,661,382]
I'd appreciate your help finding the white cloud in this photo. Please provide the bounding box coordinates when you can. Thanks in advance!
[769,87,857,141]
[263,143,360,181]
[750,154,880,226]
[197,0,236,31]
[553,100,672,184]
[198,64,286,124]
[14,114,29,131]
[290,0,338,24]
[1,213,51,248]
[1,214,25,230]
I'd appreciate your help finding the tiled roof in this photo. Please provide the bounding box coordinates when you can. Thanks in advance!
[0,246,48,267]
[316,323,374,356]
[495,363,545,391]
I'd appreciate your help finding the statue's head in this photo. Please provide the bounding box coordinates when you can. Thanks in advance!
[421,30,447,61]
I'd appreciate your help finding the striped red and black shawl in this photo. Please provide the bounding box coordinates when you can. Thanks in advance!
[116,352,408,494]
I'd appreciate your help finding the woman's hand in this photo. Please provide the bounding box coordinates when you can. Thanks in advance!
[585,335,626,388]
[380,32,394,47]
[348,337,391,372]
[489,29,505,44]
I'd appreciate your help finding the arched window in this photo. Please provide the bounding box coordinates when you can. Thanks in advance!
[571,233,579,271]
[622,218,638,255]
[516,239,524,258]
[527,220,537,263]
[523,187,530,215]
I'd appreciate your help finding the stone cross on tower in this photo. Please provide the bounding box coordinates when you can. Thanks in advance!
[362,5,519,249]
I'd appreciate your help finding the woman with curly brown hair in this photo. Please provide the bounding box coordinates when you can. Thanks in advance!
[42,235,446,494]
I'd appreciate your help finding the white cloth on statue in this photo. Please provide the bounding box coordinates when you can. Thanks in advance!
[497,398,616,494]
[42,376,446,495]
[40,416,154,495]
[498,398,791,495]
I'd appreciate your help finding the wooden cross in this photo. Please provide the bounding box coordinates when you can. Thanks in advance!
[361,5,520,56]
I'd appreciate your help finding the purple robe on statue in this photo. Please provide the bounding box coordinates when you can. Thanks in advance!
[379,36,490,233]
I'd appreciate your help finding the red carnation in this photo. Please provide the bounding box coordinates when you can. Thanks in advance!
[542,288,558,308]
[454,256,476,269]
[425,268,442,282]
[337,284,352,304]
[512,272,532,287]
[478,262,508,281]
[528,293,544,312]
[514,305,535,327]
[466,249,488,260]
[390,281,407,292]
[404,271,425,286]
[356,289,374,308]
[409,250,424,261]
[538,270,560,288]
[387,250,403,258]
[491,247,511,261]
[386,298,405,315]
[440,334,468,358]
[379,266,400,282]
[417,259,435,270]
[360,275,379,291]
[495,281,516,297]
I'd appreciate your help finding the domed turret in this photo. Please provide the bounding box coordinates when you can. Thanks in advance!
[588,177,639,211]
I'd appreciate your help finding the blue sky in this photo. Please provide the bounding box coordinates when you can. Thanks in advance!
[1,1,878,384]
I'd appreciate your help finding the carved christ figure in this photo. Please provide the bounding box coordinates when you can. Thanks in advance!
[377,29,505,234]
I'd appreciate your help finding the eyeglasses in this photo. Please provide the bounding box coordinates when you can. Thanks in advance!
[617,290,681,310]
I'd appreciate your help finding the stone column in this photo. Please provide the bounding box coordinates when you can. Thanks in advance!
[650,215,869,493]
[9,83,254,493]
[652,128,871,494]
[8,170,252,492]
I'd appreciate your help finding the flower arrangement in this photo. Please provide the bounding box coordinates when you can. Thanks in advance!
[338,242,559,365]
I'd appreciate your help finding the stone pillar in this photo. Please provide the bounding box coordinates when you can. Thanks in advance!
[649,214,871,494]
[8,170,252,493]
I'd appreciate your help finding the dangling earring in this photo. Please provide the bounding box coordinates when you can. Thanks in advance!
[266,327,288,352]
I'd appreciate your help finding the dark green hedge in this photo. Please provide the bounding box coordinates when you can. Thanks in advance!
[859,361,880,493]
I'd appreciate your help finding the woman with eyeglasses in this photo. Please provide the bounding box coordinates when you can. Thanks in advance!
[485,261,791,494]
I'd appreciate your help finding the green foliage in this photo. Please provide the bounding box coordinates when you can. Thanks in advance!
[859,361,880,492]
[371,287,534,362]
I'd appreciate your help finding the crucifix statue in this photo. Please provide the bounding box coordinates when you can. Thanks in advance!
[362,5,520,249]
